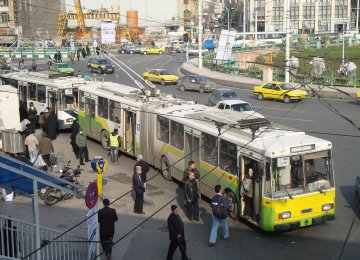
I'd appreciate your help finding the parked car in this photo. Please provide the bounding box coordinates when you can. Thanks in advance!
[188,46,209,56]
[143,46,166,55]
[49,63,74,75]
[215,99,264,118]
[143,69,179,85]
[166,40,185,52]
[208,88,239,106]
[87,58,115,74]
[177,75,216,93]
[203,39,215,50]
[125,45,146,54]
[118,44,134,53]
[253,82,308,103]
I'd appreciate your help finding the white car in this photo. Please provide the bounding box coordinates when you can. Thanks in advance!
[215,100,264,118]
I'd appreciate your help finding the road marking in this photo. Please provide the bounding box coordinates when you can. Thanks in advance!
[266,116,317,122]
[115,74,119,78]
[253,106,298,111]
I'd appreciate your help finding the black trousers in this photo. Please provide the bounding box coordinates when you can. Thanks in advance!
[71,140,79,159]
[167,238,187,260]
[78,146,89,164]
[42,154,51,167]
[134,192,144,213]
[185,197,199,220]
[100,234,113,256]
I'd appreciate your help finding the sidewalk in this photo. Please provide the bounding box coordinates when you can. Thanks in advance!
[181,58,359,100]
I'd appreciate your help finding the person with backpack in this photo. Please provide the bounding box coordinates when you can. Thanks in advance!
[208,184,230,247]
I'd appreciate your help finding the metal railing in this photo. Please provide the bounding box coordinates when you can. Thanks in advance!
[0,214,87,260]
[0,48,72,58]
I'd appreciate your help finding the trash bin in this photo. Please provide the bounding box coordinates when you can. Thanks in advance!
[91,156,103,172]
[1,130,25,154]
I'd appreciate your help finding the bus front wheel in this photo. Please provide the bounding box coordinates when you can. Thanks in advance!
[161,156,172,180]
[101,130,110,151]
[225,189,239,219]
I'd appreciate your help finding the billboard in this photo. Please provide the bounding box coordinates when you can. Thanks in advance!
[216,30,237,61]
[101,22,116,44]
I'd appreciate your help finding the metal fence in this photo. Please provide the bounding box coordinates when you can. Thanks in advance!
[0,48,72,58]
[0,214,87,260]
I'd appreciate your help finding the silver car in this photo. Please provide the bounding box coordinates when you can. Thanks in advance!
[177,75,216,93]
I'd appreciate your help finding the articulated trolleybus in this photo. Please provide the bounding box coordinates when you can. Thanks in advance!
[78,82,335,231]
[0,71,87,129]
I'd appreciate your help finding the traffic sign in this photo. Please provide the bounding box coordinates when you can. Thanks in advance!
[85,182,98,209]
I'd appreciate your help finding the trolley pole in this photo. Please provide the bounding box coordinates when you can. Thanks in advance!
[285,0,291,83]
[243,0,246,47]
[198,0,203,69]
[357,0,360,33]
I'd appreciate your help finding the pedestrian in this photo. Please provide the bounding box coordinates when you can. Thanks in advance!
[24,130,39,163]
[70,119,80,159]
[39,132,54,170]
[77,71,83,78]
[134,154,150,192]
[86,45,91,56]
[34,127,43,143]
[109,129,121,165]
[208,185,230,247]
[47,56,53,68]
[82,47,86,58]
[45,108,57,140]
[132,166,145,214]
[70,52,75,66]
[183,161,200,181]
[76,49,81,61]
[96,46,100,55]
[184,171,199,221]
[27,102,38,130]
[166,205,190,260]
[98,198,118,260]
[31,59,37,71]
[41,108,50,132]
[57,51,62,62]
[76,128,89,165]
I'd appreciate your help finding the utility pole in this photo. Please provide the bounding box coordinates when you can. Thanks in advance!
[198,0,203,69]
[342,5,345,64]
[285,0,290,83]
[357,0,360,33]
[254,0,257,41]
[243,0,246,47]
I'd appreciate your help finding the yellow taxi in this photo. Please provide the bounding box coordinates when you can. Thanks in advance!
[143,69,179,86]
[253,82,308,103]
[143,46,166,55]
[356,91,360,100]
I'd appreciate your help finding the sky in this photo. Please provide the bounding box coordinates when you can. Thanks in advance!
[64,0,179,26]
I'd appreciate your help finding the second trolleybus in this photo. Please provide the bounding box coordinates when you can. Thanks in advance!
[77,82,335,231]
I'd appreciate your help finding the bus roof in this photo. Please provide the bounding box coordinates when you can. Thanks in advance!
[81,82,141,96]
[1,71,86,88]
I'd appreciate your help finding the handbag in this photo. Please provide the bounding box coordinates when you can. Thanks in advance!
[34,155,46,167]
[213,198,228,219]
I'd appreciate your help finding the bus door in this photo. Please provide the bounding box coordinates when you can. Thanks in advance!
[124,109,136,155]
[85,97,96,137]
[240,154,263,223]
[18,81,28,108]
[47,90,57,112]
[184,128,200,182]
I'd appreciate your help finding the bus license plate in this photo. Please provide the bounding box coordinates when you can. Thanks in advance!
[300,218,313,227]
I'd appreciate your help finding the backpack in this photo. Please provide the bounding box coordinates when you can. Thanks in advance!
[213,197,228,219]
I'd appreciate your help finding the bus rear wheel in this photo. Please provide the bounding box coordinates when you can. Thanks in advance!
[161,156,172,180]
[101,130,110,150]
[225,189,239,219]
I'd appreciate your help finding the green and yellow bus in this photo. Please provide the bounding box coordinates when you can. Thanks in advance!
[78,82,335,231]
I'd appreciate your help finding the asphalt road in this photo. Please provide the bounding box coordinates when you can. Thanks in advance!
[9,53,360,259]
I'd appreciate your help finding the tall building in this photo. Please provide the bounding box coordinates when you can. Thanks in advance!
[0,0,17,45]
[13,0,61,39]
[232,0,351,34]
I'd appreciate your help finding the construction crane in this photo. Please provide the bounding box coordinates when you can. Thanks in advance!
[74,0,86,37]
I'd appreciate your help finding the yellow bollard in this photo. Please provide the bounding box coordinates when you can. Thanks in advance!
[95,159,107,198]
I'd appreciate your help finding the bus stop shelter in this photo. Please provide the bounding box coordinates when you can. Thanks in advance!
[0,154,86,259]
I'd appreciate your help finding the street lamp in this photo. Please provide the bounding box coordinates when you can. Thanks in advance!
[199,0,216,69]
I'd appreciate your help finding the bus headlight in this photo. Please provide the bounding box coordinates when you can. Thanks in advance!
[322,203,334,211]
[278,211,291,219]
[66,118,73,123]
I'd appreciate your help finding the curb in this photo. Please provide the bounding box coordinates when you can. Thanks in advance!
[181,63,357,100]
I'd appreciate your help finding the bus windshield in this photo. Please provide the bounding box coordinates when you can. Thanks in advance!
[271,150,333,199]
[60,89,78,109]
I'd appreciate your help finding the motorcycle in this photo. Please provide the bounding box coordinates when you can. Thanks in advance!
[40,161,82,206]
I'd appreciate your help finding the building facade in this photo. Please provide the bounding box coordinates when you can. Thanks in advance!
[0,0,17,45]
[237,0,352,34]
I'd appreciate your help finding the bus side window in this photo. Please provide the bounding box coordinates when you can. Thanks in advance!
[170,121,184,150]
[264,161,271,197]
[79,91,85,110]
[156,116,169,143]
[201,133,218,166]
[28,83,36,101]
[109,100,121,123]
[219,139,237,176]
[37,85,46,103]
[98,96,108,119]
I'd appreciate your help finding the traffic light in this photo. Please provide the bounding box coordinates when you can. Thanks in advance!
[183,32,189,43]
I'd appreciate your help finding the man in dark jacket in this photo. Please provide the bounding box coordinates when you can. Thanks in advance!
[134,154,150,191]
[184,171,199,221]
[70,120,80,158]
[132,166,145,214]
[183,161,200,181]
[98,199,118,259]
[166,205,190,260]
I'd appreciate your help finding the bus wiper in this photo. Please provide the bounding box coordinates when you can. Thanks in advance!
[284,187,293,200]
